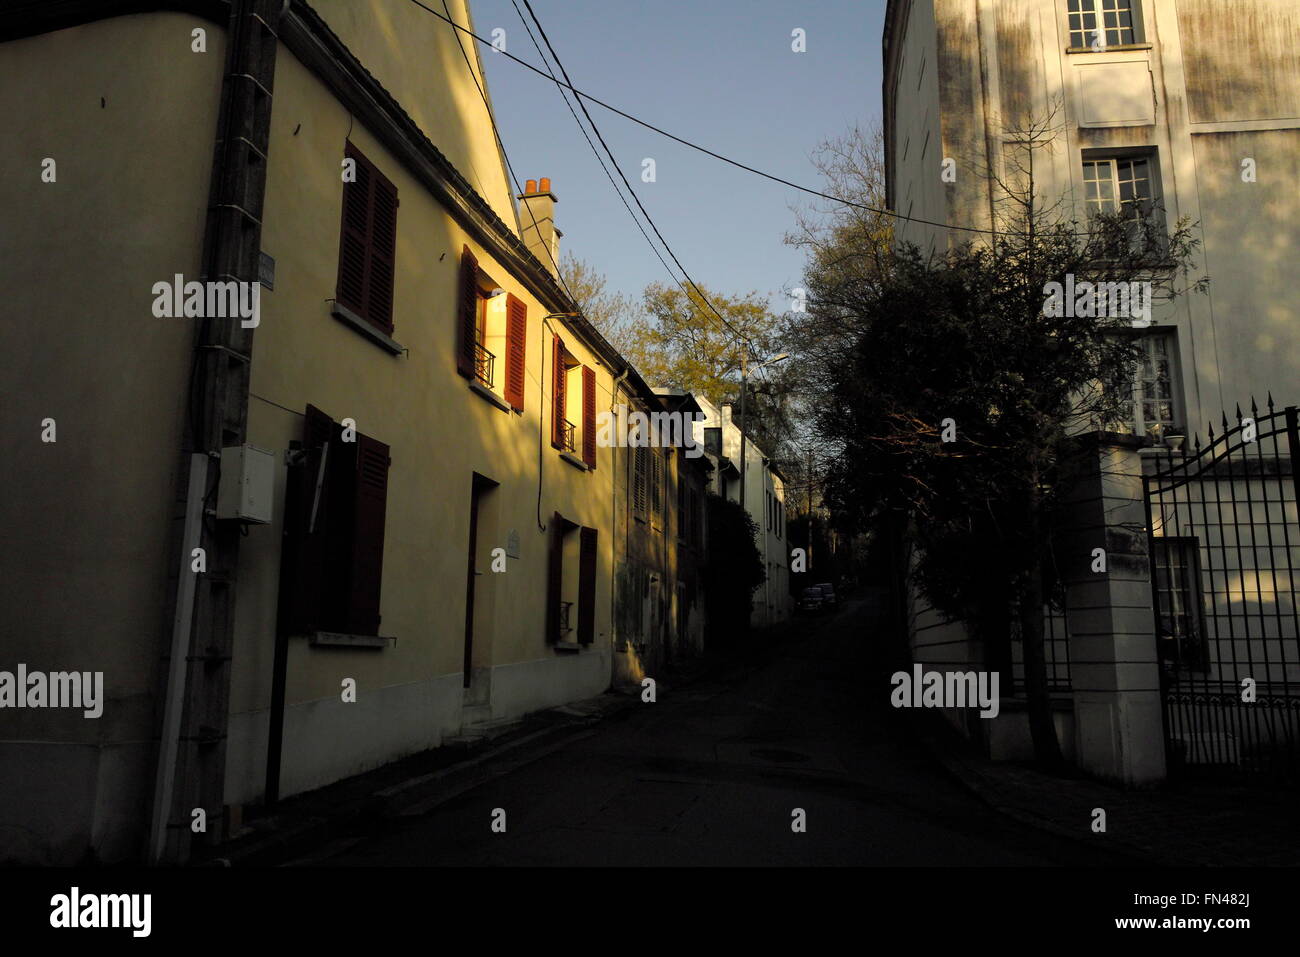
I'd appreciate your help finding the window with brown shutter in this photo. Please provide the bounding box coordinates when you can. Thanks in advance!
[337,142,398,334]
[347,433,391,635]
[633,445,648,514]
[505,293,527,411]
[278,405,391,638]
[457,246,480,379]
[551,335,568,449]
[581,366,597,468]
[578,526,598,644]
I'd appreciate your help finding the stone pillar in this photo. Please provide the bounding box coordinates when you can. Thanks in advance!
[1059,435,1166,785]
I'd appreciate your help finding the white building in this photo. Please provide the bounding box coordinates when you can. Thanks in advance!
[692,397,792,628]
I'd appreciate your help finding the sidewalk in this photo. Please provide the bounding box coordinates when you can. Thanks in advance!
[199,689,639,866]
[921,721,1300,866]
[198,645,745,867]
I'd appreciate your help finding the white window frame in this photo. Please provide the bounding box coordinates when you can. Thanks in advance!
[1067,0,1143,50]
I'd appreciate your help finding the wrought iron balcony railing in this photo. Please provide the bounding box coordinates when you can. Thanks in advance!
[558,600,574,635]
[473,340,494,389]
[560,418,576,453]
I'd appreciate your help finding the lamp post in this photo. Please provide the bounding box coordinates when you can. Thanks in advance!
[738,352,788,512]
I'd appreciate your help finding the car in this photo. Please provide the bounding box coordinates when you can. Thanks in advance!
[796,586,825,615]
[815,583,838,609]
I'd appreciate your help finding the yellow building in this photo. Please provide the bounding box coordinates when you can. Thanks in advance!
[0,0,639,863]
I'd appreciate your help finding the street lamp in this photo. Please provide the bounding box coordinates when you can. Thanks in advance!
[739,352,788,512]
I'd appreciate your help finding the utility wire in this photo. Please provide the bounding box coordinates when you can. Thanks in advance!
[505,0,688,327]
[400,0,1008,238]
[438,0,583,313]
[516,0,761,355]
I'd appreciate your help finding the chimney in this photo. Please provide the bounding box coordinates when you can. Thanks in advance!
[517,177,561,277]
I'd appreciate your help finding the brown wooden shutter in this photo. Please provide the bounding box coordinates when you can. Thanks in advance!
[338,142,398,333]
[367,167,398,333]
[505,293,527,411]
[545,513,564,643]
[550,335,566,449]
[278,404,335,635]
[581,365,597,468]
[346,432,391,636]
[457,246,479,378]
[578,526,598,644]
[634,446,647,512]
[337,145,370,319]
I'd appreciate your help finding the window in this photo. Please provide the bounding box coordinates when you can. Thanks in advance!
[457,248,526,411]
[336,141,398,334]
[1152,538,1207,671]
[545,513,597,645]
[677,463,687,542]
[279,405,392,637]
[1082,156,1155,222]
[1116,332,1181,438]
[1068,0,1142,49]
[633,445,649,515]
[651,450,664,521]
[550,335,576,452]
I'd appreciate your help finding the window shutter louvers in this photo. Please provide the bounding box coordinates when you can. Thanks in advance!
[545,513,564,643]
[551,335,566,449]
[346,433,391,636]
[457,246,480,378]
[337,142,397,333]
[505,293,527,411]
[578,526,598,644]
[367,172,398,333]
[581,366,596,468]
[337,150,370,318]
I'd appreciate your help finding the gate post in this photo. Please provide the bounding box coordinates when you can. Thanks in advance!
[1059,434,1167,786]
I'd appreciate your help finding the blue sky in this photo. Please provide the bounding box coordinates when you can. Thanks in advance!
[470,0,888,308]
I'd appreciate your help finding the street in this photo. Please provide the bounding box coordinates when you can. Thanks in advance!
[294,595,1129,866]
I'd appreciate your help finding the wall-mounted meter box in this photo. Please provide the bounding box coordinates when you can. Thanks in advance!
[217,445,276,524]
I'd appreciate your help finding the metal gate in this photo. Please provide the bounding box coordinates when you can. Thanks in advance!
[1143,401,1300,782]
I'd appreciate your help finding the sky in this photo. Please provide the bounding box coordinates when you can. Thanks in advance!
[470,0,888,310]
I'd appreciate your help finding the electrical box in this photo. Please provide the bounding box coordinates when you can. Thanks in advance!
[217,445,276,524]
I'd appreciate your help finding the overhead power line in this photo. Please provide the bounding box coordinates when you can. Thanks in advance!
[400,0,1005,238]
[514,0,762,354]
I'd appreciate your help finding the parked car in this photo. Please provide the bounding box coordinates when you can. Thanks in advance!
[796,586,825,616]
[815,583,838,609]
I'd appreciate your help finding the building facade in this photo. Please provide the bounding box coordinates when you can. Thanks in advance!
[884,0,1300,783]
[0,0,643,864]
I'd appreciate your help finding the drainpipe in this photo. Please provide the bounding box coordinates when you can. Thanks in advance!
[147,453,208,864]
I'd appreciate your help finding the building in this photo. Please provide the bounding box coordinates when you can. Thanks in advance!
[884,0,1300,784]
[0,0,647,864]
[693,397,792,628]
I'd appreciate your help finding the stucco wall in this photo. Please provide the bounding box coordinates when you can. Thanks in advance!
[0,13,225,862]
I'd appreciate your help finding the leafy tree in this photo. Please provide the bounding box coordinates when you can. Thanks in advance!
[559,253,635,353]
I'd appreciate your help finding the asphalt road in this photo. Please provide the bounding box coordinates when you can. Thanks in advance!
[295,594,1129,866]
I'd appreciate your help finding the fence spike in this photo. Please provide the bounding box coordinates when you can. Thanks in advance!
[1193,433,1201,451]
[1268,391,1275,411]
[1250,396,1259,416]
[1235,402,1243,422]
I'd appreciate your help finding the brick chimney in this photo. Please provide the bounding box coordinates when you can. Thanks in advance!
[517,177,561,276]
